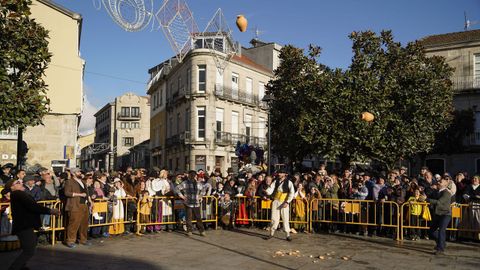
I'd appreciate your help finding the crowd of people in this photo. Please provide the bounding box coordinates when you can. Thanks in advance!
[1,163,479,251]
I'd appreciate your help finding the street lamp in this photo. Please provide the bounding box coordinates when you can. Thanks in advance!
[262,94,275,175]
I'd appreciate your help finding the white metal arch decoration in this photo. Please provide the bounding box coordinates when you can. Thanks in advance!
[100,0,154,32]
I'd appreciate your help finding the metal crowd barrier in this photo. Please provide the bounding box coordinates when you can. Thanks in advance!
[309,198,401,240]
[233,196,310,231]
[50,197,138,245]
[135,195,218,234]
[0,201,19,251]
[199,196,219,229]
[1,196,478,248]
[0,200,61,248]
[400,202,479,240]
[136,196,176,234]
[88,197,138,237]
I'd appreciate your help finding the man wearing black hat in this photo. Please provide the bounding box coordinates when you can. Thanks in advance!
[6,178,60,270]
[175,170,206,237]
[265,168,295,241]
[64,167,91,248]
[1,163,14,184]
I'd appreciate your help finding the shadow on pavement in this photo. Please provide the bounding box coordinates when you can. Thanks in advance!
[330,232,480,259]
[172,231,295,270]
[2,246,163,270]
[228,228,271,239]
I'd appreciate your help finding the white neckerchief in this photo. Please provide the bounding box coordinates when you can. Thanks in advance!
[159,178,170,192]
[151,178,162,192]
[472,184,479,190]
[74,177,85,189]
[114,187,126,197]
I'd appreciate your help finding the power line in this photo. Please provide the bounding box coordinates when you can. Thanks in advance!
[50,64,147,85]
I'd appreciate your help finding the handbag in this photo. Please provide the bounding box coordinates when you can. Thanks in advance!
[422,205,432,221]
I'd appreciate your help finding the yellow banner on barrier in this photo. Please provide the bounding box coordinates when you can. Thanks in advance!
[452,206,461,218]
[261,200,272,209]
[93,202,108,213]
[344,202,360,214]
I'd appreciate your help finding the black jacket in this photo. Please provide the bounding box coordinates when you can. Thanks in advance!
[10,190,52,234]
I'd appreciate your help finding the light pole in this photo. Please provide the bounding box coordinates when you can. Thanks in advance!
[262,94,275,175]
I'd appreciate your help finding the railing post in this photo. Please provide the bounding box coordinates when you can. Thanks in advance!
[396,202,401,241]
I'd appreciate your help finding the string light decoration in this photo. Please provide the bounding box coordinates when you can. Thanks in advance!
[203,8,237,73]
[156,0,199,63]
[100,0,154,32]
[94,0,239,66]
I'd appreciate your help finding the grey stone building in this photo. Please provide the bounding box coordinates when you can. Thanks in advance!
[89,92,150,171]
[147,37,281,175]
[410,29,480,176]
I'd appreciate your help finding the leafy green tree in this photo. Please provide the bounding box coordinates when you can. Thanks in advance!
[265,45,315,168]
[338,30,454,169]
[0,0,51,130]
[267,30,454,170]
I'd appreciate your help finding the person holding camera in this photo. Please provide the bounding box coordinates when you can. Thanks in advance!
[264,169,295,241]
[6,178,60,270]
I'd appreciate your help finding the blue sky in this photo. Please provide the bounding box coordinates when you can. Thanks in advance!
[52,0,480,133]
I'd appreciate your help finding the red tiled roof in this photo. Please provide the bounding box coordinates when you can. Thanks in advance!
[231,55,272,74]
[420,29,480,47]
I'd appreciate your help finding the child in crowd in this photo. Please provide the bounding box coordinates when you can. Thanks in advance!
[91,181,108,238]
[219,193,236,230]
[138,190,153,234]
[407,188,426,241]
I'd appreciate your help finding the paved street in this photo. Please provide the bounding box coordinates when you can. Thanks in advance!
[1,228,479,270]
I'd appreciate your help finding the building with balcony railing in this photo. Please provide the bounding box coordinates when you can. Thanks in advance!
[89,92,150,171]
[410,29,480,175]
[147,34,280,174]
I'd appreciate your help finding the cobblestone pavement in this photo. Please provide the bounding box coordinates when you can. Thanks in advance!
[1,228,479,270]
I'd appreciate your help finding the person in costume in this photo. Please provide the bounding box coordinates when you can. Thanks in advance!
[264,168,295,241]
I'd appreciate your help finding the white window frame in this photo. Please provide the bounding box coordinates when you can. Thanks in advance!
[198,65,206,93]
[245,114,252,137]
[258,116,266,138]
[0,127,18,140]
[197,106,206,140]
[231,111,239,134]
[474,54,480,87]
[216,69,223,95]
[246,77,253,102]
[258,82,265,102]
[232,73,239,99]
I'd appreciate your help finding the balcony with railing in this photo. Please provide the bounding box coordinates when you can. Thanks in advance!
[165,134,180,147]
[215,84,267,108]
[165,131,209,148]
[452,76,480,92]
[117,112,142,120]
[214,131,267,148]
[0,127,18,140]
[167,87,191,109]
[467,130,480,146]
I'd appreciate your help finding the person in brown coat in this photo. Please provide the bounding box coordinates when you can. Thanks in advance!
[64,168,92,248]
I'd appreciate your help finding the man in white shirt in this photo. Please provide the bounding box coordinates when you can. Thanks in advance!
[264,169,295,241]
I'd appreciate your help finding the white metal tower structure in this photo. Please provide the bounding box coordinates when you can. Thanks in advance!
[203,8,237,73]
[156,0,199,63]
